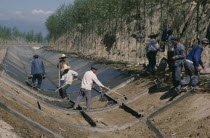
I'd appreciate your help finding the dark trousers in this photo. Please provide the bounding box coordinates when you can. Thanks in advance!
[172,65,183,87]
[167,51,174,71]
[59,84,70,98]
[32,74,42,89]
[146,51,157,73]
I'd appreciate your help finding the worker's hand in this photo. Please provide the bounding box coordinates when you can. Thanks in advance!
[42,75,46,79]
[196,67,202,72]
[73,76,78,80]
[172,56,176,60]
[102,86,109,90]
[28,75,33,79]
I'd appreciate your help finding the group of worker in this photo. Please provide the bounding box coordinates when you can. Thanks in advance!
[30,32,209,110]
[30,54,105,110]
[145,30,209,93]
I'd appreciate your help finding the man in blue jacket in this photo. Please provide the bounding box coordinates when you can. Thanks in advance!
[175,38,209,92]
[30,55,45,89]
[170,36,186,88]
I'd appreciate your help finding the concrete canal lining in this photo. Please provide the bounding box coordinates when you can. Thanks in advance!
[2,46,134,101]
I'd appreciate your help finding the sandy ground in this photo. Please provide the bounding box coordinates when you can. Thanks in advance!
[0,46,209,138]
[0,119,20,138]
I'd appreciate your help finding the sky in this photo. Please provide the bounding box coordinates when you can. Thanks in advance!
[0,0,75,35]
[0,0,74,22]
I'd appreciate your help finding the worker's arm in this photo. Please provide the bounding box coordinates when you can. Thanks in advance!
[92,74,105,88]
[42,61,45,75]
[31,60,34,76]
[174,45,186,60]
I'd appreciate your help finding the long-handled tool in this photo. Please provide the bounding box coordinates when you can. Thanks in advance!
[103,86,127,100]
[58,63,61,88]
[55,79,78,92]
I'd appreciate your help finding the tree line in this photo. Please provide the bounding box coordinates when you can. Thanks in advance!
[0,25,46,43]
[46,0,150,40]
[46,0,208,41]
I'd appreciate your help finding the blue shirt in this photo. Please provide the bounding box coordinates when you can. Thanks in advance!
[186,45,203,67]
[31,59,45,75]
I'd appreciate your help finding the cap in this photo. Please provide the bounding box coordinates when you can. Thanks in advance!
[91,65,98,70]
[171,36,179,42]
[201,38,209,44]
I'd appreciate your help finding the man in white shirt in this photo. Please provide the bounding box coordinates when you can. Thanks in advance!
[74,66,105,110]
[60,64,78,99]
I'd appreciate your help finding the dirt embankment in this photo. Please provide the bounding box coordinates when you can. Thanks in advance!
[0,46,209,138]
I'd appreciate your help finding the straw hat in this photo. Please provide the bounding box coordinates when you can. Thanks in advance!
[61,64,70,72]
[60,54,67,59]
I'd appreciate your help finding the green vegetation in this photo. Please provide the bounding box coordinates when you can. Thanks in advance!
[46,0,199,40]
[0,25,46,43]
[46,0,150,40]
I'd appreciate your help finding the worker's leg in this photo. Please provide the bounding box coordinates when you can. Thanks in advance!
[167,51,174,72]
[146,52,152,72]
[176,61,191,91]
[62,84,70,99]
[150,51,157,72]
[191,66,200,87]
[173,65,182,87]
[32,74,37,85]
[37,74,43,89]
[85,90,92,110]
[74,88,86,108]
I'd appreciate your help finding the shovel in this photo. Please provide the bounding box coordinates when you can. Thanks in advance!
[55,79,78,92]
[103,86,128,100]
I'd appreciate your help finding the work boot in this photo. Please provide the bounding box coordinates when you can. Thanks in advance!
[64,97,69,100]
[174,87,181,94]
[181,86,188,92]
[73,106,79,110]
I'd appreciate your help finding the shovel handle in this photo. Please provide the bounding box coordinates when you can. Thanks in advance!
[55,79,78,92]
[103,86,126,98]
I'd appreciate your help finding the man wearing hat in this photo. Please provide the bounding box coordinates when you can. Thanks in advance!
[57,54,70,76]
[175,38,209,93]
[59,64,78,99]
[145,33,160,74]
[74,65,105,110]
[30,55,45,90]
[170,36,186,88]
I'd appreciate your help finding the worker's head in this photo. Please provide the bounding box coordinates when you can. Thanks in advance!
[91,66,98,73]
[33,55,39,59]
[201,38,209,48]
[171,36,179,45]
[167,29,173,36]
[60,54,67,59]
[148,33,158,39]
[62,64,70,73]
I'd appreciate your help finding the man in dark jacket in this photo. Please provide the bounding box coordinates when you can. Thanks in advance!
[31,55,45,89]
[145,34,160,74]
[175,38,209,92]
[171,36,186,88]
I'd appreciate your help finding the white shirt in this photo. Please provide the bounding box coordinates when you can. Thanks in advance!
[61,70,78,84]
[81,70,104,90]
